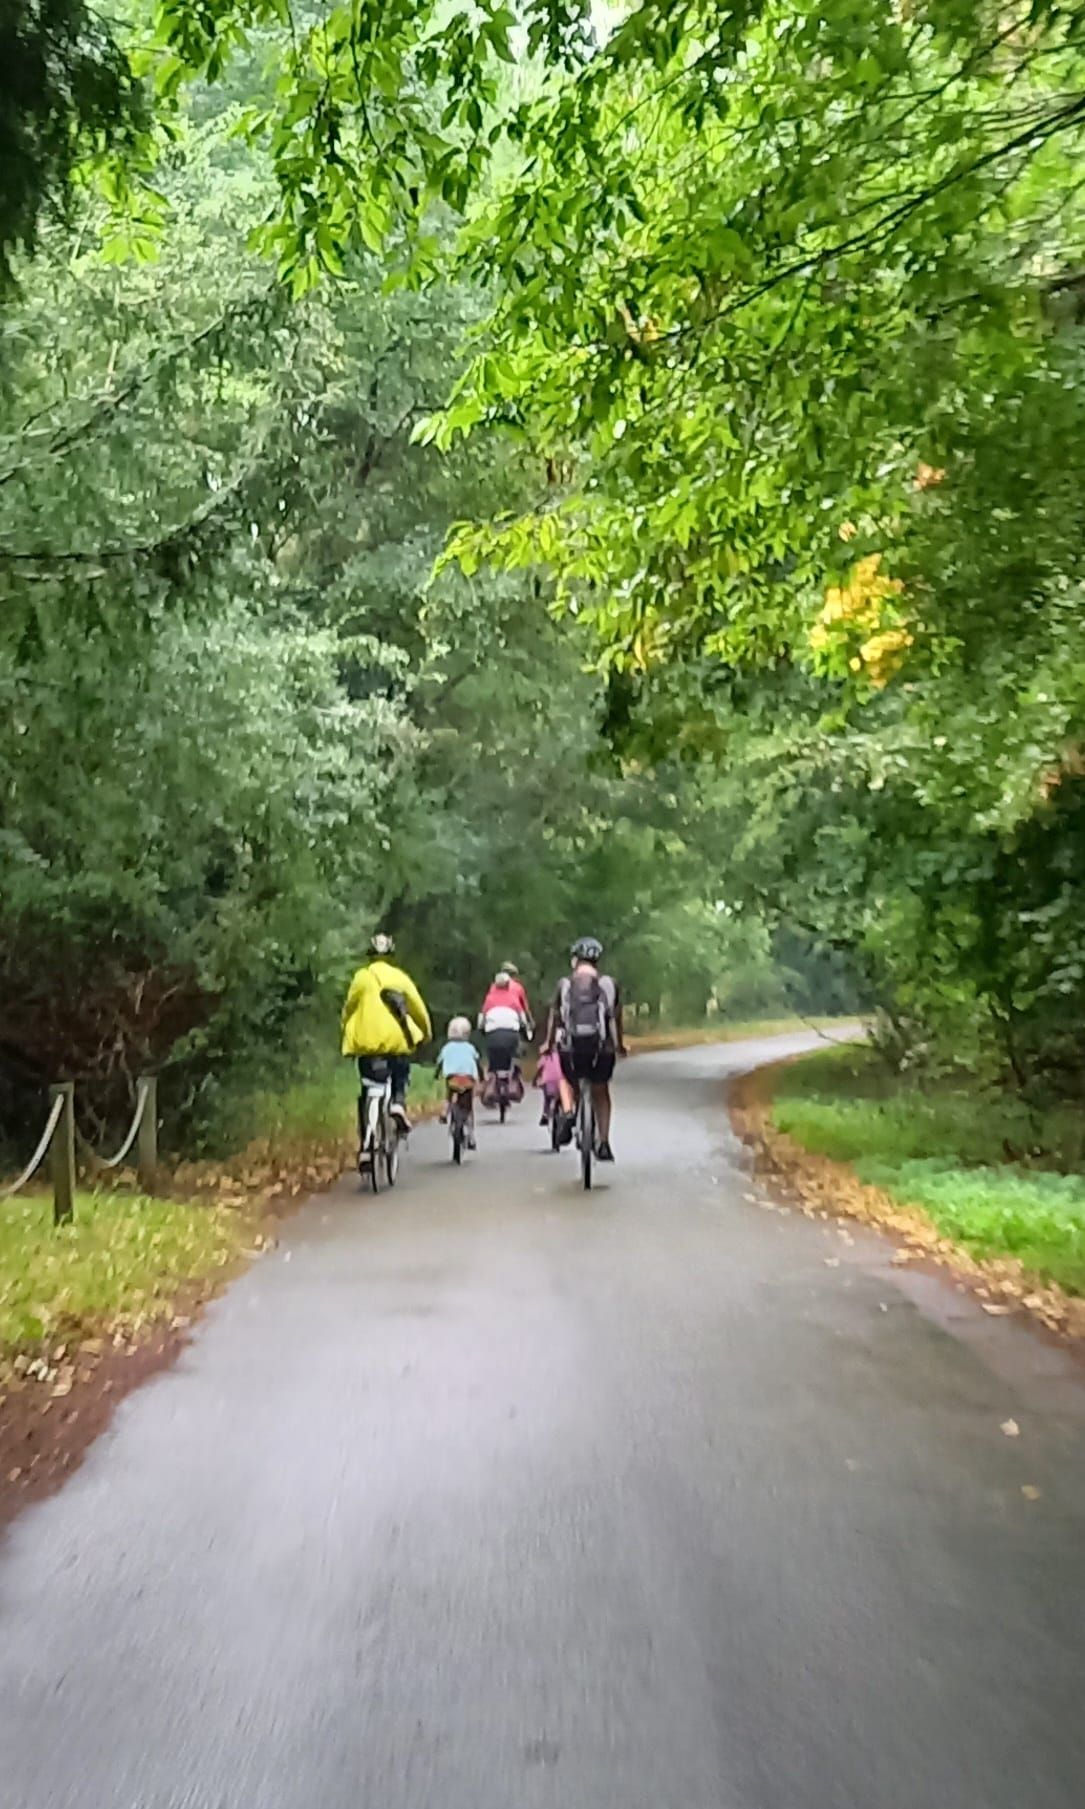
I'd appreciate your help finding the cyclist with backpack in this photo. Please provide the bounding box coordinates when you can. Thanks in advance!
[543,935,626,1162]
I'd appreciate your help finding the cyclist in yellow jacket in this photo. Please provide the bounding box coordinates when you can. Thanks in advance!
[341,933,432,1132]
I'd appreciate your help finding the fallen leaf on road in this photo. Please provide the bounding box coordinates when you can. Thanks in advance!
[824,1256,840,1268]
[1001,1418,1020,1438]
[981,1303,1014,1316]
[1021,1485,1042,1501]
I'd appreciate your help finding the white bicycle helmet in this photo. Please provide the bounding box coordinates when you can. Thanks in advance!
[448,1015,472,1040]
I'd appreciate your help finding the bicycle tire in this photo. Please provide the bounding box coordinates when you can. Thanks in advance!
[578,1084,593,1190]
[452,1117,463,1164]
[498,1095,508,1124]
[384,1114,399,1187]
[549,1108,562,1152]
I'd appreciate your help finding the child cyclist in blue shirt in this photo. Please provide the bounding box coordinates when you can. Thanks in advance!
[435,1015,481,1148]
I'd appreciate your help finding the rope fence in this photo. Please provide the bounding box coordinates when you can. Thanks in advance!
[0,1092,65,1201]
[0,1077,158,1225]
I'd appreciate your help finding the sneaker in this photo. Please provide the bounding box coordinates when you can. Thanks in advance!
[390,1102,412,1133]
[539,1109,549,1126]
[466,1130,477,1151]
[596,1140,615,1162]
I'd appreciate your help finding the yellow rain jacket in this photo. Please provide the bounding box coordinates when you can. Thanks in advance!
[340,958,432,1057]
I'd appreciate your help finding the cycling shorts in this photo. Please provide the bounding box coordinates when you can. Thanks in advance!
[560,1042,615,1085]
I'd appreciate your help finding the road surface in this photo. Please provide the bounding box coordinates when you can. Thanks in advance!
[1,1031,1083,1809]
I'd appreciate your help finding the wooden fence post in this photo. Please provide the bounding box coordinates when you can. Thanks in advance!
[137,1075,158,1192]
[50,1082,75,1226]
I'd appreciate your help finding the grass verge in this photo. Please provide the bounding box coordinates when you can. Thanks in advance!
[755,1043,1085,1313]
[0,1189,248,1366]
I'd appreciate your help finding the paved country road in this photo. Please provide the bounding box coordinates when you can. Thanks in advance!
[1,1032,1084,1809]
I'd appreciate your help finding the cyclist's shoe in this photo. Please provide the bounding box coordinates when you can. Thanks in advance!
[466,1129,477,1151]
[558,1110,575,1148]
[390,1102,412,1133]
[539,1109,549,1126]
[438,1103,449,1124]
[597,1140,615,1162]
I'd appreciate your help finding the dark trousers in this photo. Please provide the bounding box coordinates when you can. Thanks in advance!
[485,1028,519,1073]
[357,1055,410,1103]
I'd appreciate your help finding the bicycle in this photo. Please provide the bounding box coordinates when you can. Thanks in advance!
[357,1066,401,1193]
[447,1084,474,1165]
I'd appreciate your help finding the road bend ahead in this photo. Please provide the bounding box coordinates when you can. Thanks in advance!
[1,1032,1083,1809]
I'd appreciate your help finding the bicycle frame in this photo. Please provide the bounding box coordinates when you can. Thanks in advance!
[448,1086,473,1164]
[359,1075,399,1192]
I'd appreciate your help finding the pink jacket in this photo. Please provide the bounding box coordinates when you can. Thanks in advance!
[536,1047,562,1093]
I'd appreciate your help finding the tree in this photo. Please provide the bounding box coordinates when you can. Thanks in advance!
[0,0,147,289]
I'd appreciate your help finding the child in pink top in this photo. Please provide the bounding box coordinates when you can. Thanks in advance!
[534,1046,563,1126]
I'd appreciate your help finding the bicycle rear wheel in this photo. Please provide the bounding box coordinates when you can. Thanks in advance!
[451,1108,463,1164]
[384,1115,400,1187]
[578,1084,593,1190]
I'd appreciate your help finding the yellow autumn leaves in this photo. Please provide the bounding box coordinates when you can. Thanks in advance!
[810,551,912,687]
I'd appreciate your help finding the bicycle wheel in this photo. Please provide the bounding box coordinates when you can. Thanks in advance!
[383,1112,400,1188]
[498,1091,508,1124]
[451,1112,463,1164]
[549,1106,562,1153]
[364,1097,381,1193]
[578,1084,593,1190]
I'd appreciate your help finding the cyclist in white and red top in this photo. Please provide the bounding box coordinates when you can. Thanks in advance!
[499,962,533,1033]
[479,972,529,1075]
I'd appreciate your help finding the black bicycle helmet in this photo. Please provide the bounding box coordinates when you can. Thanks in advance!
[368,932,395,956]
[570,935,603,964]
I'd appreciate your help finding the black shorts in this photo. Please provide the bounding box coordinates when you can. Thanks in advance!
[559,1042,615,1086]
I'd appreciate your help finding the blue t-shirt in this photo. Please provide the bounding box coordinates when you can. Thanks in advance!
[437,1039,480,1079]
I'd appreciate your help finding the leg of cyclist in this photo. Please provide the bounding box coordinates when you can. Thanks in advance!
[592,1048,617,1160]
[388,1054,412,1132]
[556,1047,578,1146]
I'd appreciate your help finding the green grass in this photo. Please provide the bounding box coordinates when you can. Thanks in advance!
[193,1056,446,1159]
[770,1045,1085,1294]
[0,1057,451,1367]
[0,1189,247,1354]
